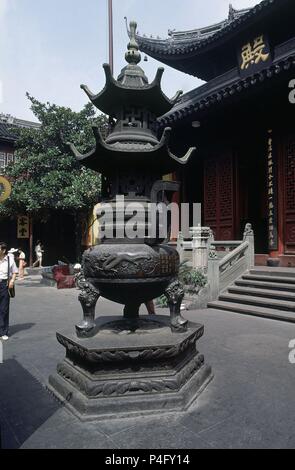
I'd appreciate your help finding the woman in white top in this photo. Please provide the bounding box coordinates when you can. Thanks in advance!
[0,242,18,340]
[33,241,44,268]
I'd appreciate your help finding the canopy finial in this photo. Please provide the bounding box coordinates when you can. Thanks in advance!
[125,20,141,65]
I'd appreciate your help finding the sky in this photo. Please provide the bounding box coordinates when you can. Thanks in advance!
[0,0,262,122]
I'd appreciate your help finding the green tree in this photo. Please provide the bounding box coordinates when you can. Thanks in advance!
[0,94,108,259]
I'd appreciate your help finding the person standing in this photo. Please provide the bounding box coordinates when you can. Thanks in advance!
[33,241,44,268]
[0,242,18,341]
[17,248,26,280]
[8,248,18,261]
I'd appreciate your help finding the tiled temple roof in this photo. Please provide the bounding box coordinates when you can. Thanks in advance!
[134,0,290,80]
[157,37,295,127]
[0,114,40,143]
[0,123,17,143]
[136,1,277,56]
[136,4,250,48]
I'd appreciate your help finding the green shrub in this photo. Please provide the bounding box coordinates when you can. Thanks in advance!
[156,262,207,307]
[179,262,207,292]
[156,295,168,308]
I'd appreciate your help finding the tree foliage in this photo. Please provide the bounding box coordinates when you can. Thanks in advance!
[0,94,108,219]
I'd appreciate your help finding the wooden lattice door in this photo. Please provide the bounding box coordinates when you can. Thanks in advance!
[204,154,234,240]
[282,137,295,254]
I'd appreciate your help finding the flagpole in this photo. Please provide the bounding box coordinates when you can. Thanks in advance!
[108,0,114,75]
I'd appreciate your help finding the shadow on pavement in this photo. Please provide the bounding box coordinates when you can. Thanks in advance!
[9,323,35,336]
[0,359,60,449]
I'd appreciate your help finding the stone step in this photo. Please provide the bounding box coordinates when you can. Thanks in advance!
[207,301,295,323]
[235,279,295,292]
[218,293,295,312]
[25,267,44,276]
[228,286,295,302]
[243,274,295,285]
[250,267,295,278]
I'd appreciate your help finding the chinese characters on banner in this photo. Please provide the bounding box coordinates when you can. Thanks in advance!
[238,34,272,77]
[267,131,278,251]
[17,215,30,239]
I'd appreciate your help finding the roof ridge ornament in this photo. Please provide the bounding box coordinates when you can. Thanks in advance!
[228,4,235,21]
[125,20,141,65]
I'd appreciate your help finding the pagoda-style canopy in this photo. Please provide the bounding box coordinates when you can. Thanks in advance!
[80,22,182,118]
[81,64,182,118]
[68,126,194,176]
[134,0,291,81]
[68,20,195,176]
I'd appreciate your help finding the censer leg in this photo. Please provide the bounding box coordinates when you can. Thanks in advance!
[75,271,100,337]
[123,303,140,320]
[123,303,141,331]
[164,279,188,333]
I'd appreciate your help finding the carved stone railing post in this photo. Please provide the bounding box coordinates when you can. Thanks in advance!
[191,226,212,273]
[243,223,255,270]
[208,228,215,250]
[177,231,185,263]
[207,247,220,301]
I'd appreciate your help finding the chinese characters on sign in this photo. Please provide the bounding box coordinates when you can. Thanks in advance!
[267,131,278,251]
[17,216,30,239]
[239,35,271,76]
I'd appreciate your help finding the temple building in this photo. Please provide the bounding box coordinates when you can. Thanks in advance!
[136,0,295,267]
[0,114,77,265]
[0,114,41,171]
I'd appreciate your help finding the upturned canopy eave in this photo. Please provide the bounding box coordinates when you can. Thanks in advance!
[67,126,196,175]
[81,64,182,117]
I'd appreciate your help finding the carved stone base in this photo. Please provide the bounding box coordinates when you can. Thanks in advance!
[48,315,213,421]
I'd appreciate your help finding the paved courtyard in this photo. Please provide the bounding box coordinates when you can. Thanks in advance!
[0,276,295,449]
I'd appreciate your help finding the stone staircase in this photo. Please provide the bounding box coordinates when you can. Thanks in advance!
[208,267,295,322]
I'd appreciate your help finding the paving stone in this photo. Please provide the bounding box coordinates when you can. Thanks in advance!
[21,409,118,449]
[0,279,294,449]
[112,423,212,449]
[94,413,181,438]
[197,407,295,449]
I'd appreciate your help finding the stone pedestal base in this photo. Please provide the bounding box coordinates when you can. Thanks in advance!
[48,315,213,421]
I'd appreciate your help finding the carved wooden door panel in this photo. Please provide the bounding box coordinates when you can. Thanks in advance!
[204,154,234,240]
[283,138,295,254]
